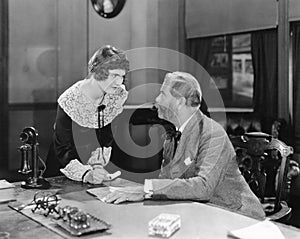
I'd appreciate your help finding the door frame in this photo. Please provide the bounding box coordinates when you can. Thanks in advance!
[0,0,9,168]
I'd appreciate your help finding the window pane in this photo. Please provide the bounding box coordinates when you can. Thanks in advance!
[232,53,253,107]
[231,34,253,108]
[208,33,253,108]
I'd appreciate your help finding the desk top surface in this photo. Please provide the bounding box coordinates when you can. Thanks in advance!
[0,176,299,239]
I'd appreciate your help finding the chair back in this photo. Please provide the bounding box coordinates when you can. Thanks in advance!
[230,132,293,218]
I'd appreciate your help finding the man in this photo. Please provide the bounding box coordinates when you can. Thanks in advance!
[104,71,265,219]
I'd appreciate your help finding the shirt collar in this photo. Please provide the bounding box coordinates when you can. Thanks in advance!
[177,110,198,133]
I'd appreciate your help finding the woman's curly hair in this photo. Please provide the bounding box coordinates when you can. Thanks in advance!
[88,45,130,81]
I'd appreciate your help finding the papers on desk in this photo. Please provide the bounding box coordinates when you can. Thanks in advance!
[0,180,15,203]
[228,220,285,239]
[87,186,139,202]
[0,189,15,204]
[0,179,15,189]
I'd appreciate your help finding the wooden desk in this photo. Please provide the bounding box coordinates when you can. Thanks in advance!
[0,177,299,238]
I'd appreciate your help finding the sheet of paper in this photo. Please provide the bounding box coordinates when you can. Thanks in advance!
[228,220,285,239]
[87,186,141,202]
[0,188,16,203]
[0,179,15,189]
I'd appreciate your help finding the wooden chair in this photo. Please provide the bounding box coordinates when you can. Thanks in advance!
[230,132,293,221]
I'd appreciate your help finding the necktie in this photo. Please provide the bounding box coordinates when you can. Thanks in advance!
[97,104,106,129]
[97,104,106,154]
[165,127,182,158]
[161,126,182,174]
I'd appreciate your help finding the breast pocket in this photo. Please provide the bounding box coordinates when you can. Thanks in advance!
[180,157,197,179]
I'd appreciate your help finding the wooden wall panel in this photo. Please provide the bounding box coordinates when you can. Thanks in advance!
[7,0,87,170]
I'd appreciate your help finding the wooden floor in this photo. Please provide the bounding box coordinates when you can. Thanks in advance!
[1,169,300,229]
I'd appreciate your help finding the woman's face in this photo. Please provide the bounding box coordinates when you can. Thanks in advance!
[98,69,126,94]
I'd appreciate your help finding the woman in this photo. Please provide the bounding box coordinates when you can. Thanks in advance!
[45,45,130,184]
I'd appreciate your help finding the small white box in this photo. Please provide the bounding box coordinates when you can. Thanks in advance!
[148,213,181,238]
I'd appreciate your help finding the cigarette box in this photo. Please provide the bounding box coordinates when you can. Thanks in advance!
[148,213,181,238]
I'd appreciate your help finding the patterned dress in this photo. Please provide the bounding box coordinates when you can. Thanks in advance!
[45,80,128,177]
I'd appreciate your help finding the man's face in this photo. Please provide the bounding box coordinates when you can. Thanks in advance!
[155,80,179,123]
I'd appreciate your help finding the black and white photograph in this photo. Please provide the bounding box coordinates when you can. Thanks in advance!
[1,0,300,238]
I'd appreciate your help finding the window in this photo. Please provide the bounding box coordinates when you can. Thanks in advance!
[208,34,254,108]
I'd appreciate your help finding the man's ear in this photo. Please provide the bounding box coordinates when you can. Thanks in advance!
[177,97,186,108]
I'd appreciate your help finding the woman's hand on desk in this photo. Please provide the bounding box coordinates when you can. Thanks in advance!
[60,159,121,184]
[84,167,111,184]
[103,186,145,204]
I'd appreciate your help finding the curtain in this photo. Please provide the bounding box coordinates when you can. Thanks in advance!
[186,37,212,117]
[292,22,300,153]
[251,30,278,133]
[186,37,212,70]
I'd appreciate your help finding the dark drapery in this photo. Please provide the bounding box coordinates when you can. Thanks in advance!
[251,30,278,133]
[292,22,300,153]
[186,37,212,117]
[186,37,212,70]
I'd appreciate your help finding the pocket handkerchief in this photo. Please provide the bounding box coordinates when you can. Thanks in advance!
[184,157,192,166]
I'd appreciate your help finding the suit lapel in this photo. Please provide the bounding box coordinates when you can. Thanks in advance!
[169,111,204,178]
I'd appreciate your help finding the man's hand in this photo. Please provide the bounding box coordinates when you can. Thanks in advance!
[103,186,145,204]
